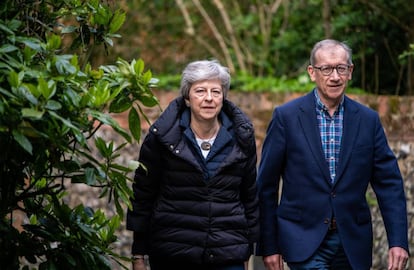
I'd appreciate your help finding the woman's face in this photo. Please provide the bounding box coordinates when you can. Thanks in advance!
[187,79,224,124]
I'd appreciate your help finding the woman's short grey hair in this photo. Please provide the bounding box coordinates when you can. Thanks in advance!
[180,59,230,99]
[309,39,353,66]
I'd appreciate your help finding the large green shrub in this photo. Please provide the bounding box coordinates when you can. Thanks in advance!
[0,1,158,269]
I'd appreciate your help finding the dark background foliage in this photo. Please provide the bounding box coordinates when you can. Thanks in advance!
[94,0,414,95]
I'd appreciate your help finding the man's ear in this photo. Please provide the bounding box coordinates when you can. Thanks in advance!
[307,65,316,82]
[347,65,354,80]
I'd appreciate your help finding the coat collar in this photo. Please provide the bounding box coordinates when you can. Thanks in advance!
[298,92,331,183]
[150,96,255,154]
[335,96,361,183]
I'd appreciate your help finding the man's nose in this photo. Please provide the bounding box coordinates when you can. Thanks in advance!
[330,68,341,79]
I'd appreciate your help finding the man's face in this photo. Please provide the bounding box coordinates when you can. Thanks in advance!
[307,45,354,106]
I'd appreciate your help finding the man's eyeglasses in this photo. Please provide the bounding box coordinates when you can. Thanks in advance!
[312,64,351,76]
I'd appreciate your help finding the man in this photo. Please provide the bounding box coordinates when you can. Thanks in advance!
[256,39,409,270]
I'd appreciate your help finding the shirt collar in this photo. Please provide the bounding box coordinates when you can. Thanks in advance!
[313,88,344,113]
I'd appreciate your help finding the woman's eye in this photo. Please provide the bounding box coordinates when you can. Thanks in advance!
[195,89,206,94]
[212,90,222,96]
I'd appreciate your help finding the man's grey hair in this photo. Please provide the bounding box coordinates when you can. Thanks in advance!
[309,39,353,66]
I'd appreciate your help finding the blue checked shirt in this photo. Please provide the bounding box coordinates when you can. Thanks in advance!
[314,90,344,183]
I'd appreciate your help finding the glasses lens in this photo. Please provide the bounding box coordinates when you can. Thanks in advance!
[336,65,349,75]
[315,65,349,75]
[320,66,333,75]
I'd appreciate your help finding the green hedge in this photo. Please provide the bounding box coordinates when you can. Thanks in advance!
[154,73,366,94]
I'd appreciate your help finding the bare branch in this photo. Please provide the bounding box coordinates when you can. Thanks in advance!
[175,0,195,35]
[175,0,222,63]
[192,0,235,72]
[212,0,246,72]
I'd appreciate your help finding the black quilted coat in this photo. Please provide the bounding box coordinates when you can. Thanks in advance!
[126,96,259,265]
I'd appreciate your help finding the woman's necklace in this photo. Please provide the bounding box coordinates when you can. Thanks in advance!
[200,138,214,151]
[191,125,219,151]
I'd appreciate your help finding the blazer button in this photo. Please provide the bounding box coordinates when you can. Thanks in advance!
[324,218,330,224]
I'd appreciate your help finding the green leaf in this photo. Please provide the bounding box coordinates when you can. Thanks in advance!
[12,130,33,154]
[88,81,110,107]
[46,34,62,50]
[109,94,131,113]
[23,46,38,64]
[109,10,126,33]
[95,137,113,158]
[139,94,159,107]
[128,107,141,141]
[15,36,43,51]
[38,77,56,99]
[2,54,22,69]
[0,44,18,54]
[142,70,152,84]
[21,108,44,119]
[133,59,144,75]
[85,167,97,185]
[103,36,113,47]
[60,25,78,34]
[63,88,81,107]
[7,70,20,88]
[55,160,81,173]
[87,110,131,142]
[93,5,111,25]
[34,178,47,189]
[0,62,12,70]
[62,253,77,267]
[0,22,16,35]
[48,111,78,130]
[107,84,125,100]
[7,19,21,31]
[55,55,77,75]
[116,58,131,75]
[48,111,84,144]
[19,85,39,105]
[45,100,62,110]
[114,194,124,219]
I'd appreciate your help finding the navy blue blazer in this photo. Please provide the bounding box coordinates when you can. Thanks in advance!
[256,91,408,270]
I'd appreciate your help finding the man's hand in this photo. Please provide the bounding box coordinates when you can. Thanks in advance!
[388,247,409,270]
[263,254,284,270]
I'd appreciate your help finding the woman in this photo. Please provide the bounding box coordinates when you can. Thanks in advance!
[126,60,259,270]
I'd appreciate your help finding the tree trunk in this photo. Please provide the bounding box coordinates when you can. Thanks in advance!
[322,0,331,38]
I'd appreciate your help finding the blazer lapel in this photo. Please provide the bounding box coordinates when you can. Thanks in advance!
[334,96,361,184]
[298,93,332,184]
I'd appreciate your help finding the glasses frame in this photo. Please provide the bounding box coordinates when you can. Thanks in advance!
[312,64,351,76]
